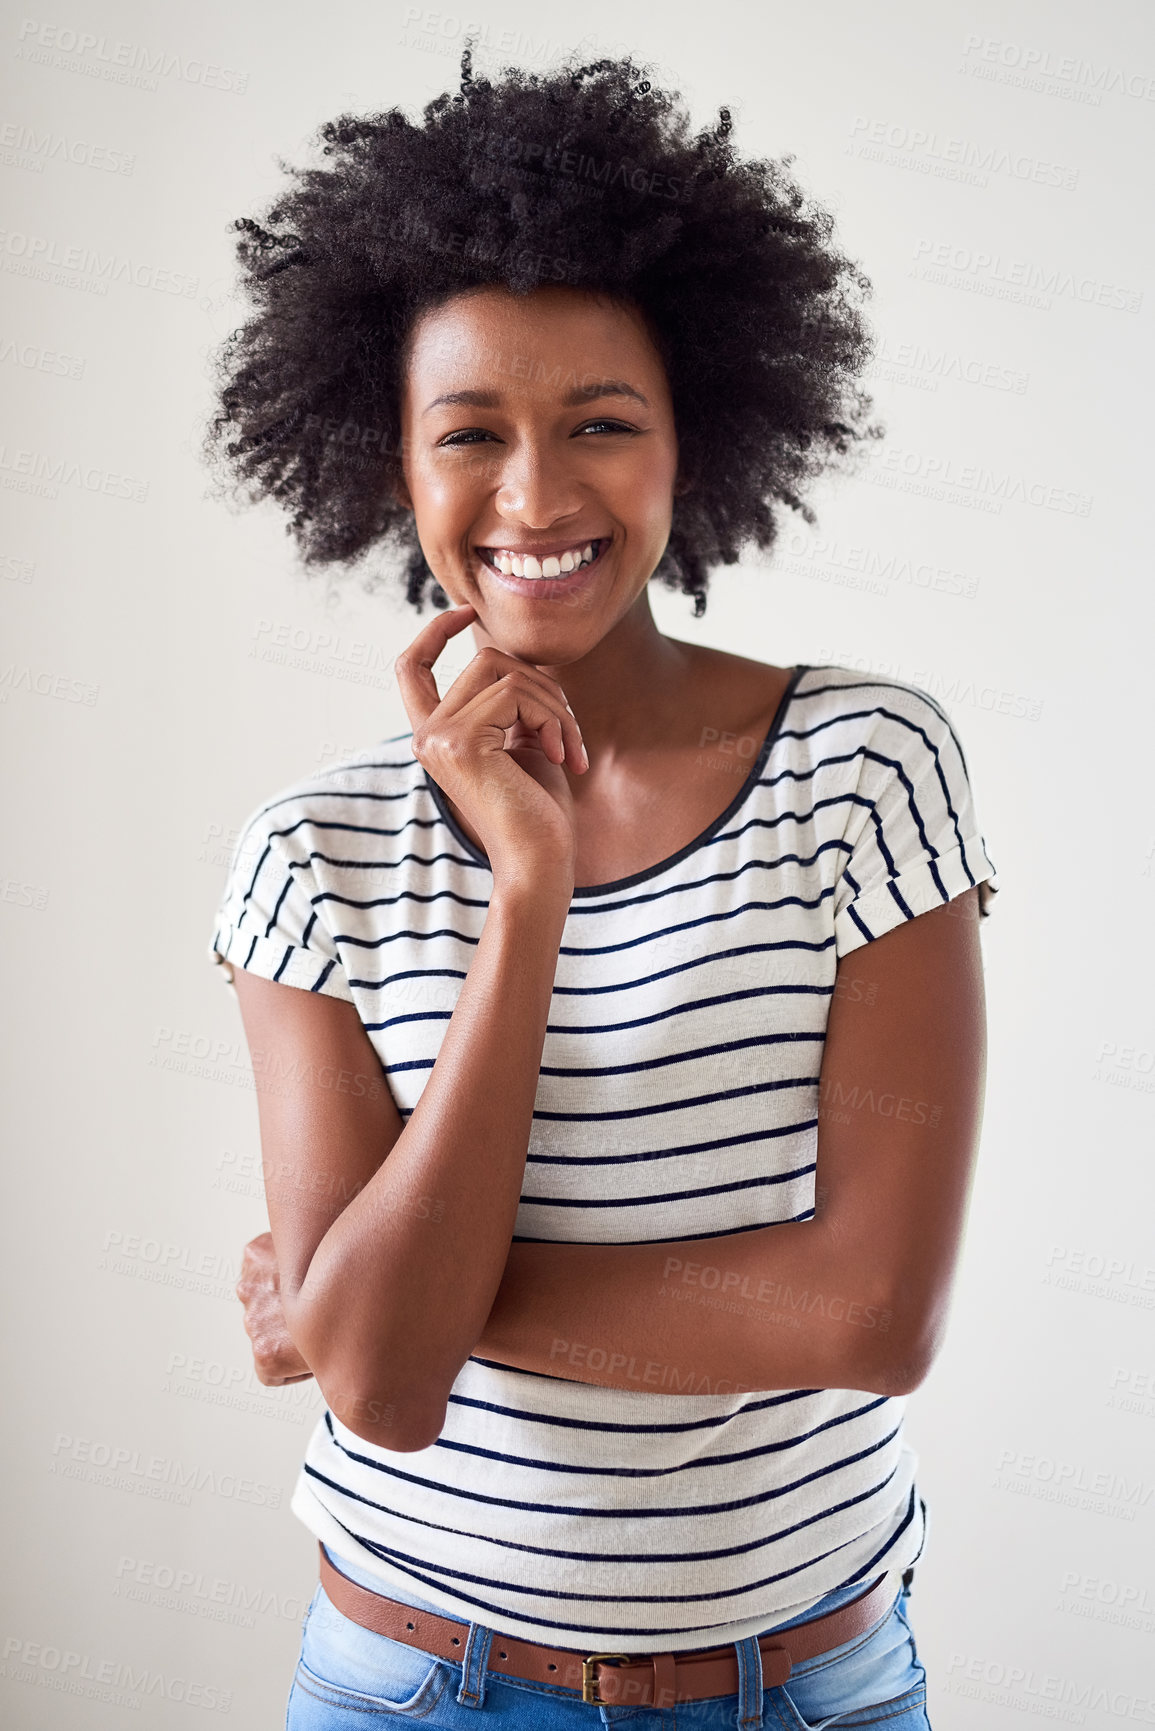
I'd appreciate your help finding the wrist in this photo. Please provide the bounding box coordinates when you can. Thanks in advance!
[490,865,575,912]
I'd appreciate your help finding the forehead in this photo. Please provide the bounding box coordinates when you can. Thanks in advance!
[402,286,668,399]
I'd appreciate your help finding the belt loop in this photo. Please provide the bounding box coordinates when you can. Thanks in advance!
[733,1633,764,1730]
[652,1651,677,1710]
[455,1620,495,1708]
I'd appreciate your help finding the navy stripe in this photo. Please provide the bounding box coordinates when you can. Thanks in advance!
[528,1075,820,1124]
[840,1483,921,1586]
[311,958,338,993]
[263,873,293,940]
[363,980,834,1036]
[312,1471,903,1632]
[537,1031,822,1079]
[320,1412,903,1529]
[519,1162,818,1208]
[447,1383,819,1435]
[846,902,875,944]
[511,1202,819,1245]
[525,1120,818,1168]
[314,858,844,937]
[433,1398,887,1476]
[348,937,836,998]
[536,1032,823,1080]
[311,1467,907,1627]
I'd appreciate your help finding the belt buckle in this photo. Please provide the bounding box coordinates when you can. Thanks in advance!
[581,1651,634,1704]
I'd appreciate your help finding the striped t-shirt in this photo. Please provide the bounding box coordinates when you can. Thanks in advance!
[208,662,998,1651]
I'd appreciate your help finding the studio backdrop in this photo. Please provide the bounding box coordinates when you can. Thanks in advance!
[2,0,1152,1724]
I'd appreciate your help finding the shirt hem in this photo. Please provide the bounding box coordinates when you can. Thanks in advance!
[289,1472,924,1654]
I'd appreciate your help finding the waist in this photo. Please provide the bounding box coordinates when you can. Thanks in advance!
[320,1542,907,1645]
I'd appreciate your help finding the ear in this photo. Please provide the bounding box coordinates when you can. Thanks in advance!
[389,468,414,512]
[672,451,698,499]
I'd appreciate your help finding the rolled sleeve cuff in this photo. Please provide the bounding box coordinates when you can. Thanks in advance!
[208,925,354,1002]
[835,836,999,959]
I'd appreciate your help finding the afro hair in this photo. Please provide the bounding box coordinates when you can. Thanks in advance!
[202,49,883,616]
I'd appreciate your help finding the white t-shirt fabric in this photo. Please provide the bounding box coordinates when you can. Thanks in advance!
[208,662,998,1652]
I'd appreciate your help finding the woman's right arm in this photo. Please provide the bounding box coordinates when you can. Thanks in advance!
[230,605,586,1455]
[232,879,570,1454]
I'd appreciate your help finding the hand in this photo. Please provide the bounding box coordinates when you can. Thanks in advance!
[236,1230,315,1386]
[393,604,588,891]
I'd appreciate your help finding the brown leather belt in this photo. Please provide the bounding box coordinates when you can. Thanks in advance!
[317,1542,895,1706]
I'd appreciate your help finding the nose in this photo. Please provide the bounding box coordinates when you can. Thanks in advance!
[493,440,584,532]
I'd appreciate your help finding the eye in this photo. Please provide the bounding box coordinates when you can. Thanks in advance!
[575,419,637,436]
[437,428,498,448]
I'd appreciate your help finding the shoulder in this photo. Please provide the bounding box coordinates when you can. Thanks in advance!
[788,664,965,761]
[233,732,424,861]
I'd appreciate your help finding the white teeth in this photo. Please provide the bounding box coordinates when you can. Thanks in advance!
[486,539,601,580]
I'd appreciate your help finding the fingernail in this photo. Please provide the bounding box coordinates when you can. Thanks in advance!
[580,742,589,768]
[565,702,575,715]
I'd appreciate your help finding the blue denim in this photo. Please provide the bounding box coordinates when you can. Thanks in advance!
[284,1545,929,1728]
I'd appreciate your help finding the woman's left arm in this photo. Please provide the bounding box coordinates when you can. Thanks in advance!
[475,887,987,1399]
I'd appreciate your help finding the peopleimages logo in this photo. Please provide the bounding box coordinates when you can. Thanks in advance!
[0,118,135,174]
[13,18,249,93]
[944,1649,1155,1720]
[1,1633,233,1714]
[0,225,198,297]
[910,237,1142,313]
[959,33,1155,103]
[867,444,1093,517]
[847,116,1079,190]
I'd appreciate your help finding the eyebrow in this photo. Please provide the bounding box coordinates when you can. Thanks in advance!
[423,380,649,414]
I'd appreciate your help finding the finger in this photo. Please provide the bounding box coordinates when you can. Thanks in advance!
[456,674,585,771]
[393,604,478,732]
[423,644,574,731]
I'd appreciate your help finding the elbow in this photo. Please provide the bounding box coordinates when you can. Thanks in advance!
[872,1311,937,1398]
[360,1405,448,1454]
[286,1297,448,1452]
[873,1348,931,1399]
[318,1375,448,1452]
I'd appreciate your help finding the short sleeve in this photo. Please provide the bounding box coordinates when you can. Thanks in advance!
[832,686,999,959]
[207,795,355,1002]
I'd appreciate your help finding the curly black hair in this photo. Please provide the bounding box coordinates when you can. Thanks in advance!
[202,50,882,617]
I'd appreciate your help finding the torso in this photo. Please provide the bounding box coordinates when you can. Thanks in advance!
[444,646,797,889]
[231,661,957,1645]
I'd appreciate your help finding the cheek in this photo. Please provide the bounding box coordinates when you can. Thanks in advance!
[626,451,679,534]
[409,461,481,523]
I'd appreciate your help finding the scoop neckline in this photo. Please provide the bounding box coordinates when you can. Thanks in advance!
[421,663,810,898]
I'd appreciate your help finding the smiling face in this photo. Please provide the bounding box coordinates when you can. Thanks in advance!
[396,285,682,665]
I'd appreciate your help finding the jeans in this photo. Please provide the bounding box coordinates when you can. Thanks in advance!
[284,1547,930,1729]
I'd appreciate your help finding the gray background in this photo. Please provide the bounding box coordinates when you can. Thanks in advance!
[2,0,1153,1722]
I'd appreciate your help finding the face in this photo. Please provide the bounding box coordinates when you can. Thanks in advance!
[396,285,682,665]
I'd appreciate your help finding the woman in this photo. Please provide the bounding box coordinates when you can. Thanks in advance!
[205,53,997,1729]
